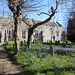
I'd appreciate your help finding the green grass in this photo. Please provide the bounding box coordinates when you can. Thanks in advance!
[3,41,75,75]
[14,51,75,75]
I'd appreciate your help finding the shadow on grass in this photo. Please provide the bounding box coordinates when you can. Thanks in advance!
[42,42,56,45]
[5,71,35,75]
[40,66,75,73]
[5,66,75,75]
[3,43,75,75]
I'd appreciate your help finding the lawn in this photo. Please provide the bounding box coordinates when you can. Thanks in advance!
[3,41,75,75]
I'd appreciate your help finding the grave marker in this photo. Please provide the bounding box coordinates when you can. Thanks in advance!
[24,40,26,46]
[21,41,23,46]
[49,45,54,56]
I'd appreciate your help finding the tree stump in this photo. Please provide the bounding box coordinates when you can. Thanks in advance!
[49,45,54,56]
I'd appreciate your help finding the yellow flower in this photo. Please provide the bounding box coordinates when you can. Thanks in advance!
[34,51,36,53]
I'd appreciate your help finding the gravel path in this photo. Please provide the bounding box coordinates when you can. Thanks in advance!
[0,44,22,75]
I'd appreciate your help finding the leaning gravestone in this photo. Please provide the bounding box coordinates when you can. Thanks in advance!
[50,41,52,44]
[49,45,54,56]
[24,40,26,46]
[6,41,8,44]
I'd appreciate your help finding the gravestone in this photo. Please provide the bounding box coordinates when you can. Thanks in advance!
[71,42,73,45]
[58,40,60,45]
[24,40,26,46]
[66,41,67,44]
[55,41,57,45]
[50,41,52,44]
[49,45,54,56]
[21,41,23,46]
[47,41,48,42]
[13,44,15,50]
[62,43,66,47]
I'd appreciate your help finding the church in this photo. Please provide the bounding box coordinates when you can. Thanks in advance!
[0,17,65,43]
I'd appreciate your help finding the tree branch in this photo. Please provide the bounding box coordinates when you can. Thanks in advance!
[30,0,60,30]
[22,17,31,27]
[8,0,15,13]
[32,12,55,30]
[37,12,50,16]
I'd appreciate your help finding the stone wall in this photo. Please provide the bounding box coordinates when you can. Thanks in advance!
[0,17,65,43]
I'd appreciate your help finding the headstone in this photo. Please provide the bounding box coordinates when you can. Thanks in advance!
[55,41,57,45]
[24,40,26,46]
[58,40,60,45]
[66,41,67,45]
[71,42,73,45]
[50,41,52,44]
[21,41,23,46]
[33,40,35,44]
[49,45,54,56]
[13,44,15,50]
[6,41,8,44]
[62,43,66,47]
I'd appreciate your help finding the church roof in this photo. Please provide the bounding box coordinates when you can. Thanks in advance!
[31,19,63,27]
[0,17,64,29]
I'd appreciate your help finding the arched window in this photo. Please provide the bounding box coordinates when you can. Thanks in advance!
[61,31,65,41]
[4,30,6,41]
[22,30,26,39]
[0,32,2,43]
[9,30,10,39]
[33,30,38,38]
[56,31,59,36]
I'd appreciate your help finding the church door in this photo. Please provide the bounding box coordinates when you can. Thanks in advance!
[0,32,2,43]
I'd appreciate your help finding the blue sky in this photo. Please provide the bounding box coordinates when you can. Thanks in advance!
[0,0,74,31]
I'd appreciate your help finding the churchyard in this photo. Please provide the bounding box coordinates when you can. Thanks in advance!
[4,41,75,75]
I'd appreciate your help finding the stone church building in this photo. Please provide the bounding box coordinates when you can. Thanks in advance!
[0,17,65,43]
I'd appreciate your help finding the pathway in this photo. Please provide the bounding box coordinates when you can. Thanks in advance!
[0,43,23,75]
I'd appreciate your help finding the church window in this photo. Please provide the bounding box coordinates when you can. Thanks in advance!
[34,30,38,38]
[7,30,8,33]
[12,30,15,38]
[40,31,43,41]
[56,31,59,36]
[9,30,10,39]
[22,31,26,39]
[5,30,6,41]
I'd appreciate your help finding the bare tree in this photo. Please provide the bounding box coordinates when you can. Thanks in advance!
[6,0,44,54]
[7,0,23,54]
[0,0,67,52]
[22,0,61,48]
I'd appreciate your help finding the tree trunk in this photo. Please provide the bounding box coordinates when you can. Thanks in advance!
[14,14,20,54]
[6,31,9,44]
[27,28,33,48]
